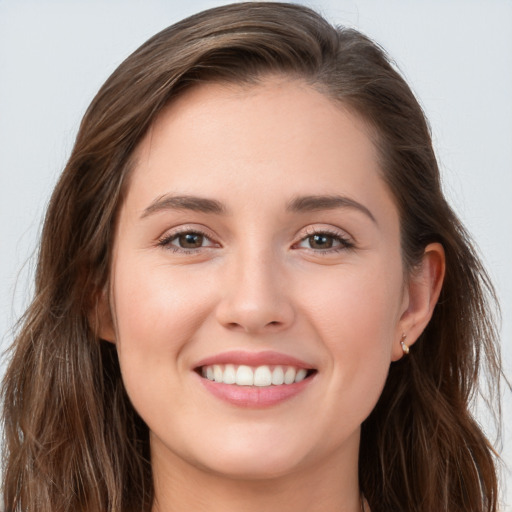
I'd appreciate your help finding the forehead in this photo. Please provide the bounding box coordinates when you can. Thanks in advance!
[145,78,376,159]
[124,78,393,221]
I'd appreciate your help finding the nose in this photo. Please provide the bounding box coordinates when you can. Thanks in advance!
[215,249,295,335]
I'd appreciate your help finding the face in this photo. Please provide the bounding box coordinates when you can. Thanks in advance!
[103,78,414,481]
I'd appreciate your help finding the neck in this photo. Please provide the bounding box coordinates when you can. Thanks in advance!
[151,435,362,512]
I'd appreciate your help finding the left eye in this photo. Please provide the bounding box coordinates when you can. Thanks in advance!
[297,233,351,250]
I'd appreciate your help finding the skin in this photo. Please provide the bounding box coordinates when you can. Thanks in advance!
[99,78,445,512]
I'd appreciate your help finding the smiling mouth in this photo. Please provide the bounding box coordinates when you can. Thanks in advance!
[196,364,317,387]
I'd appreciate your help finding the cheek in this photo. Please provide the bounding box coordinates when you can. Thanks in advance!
[112,255,212,340]
[301,261,403,345]
[109,256,216,389]
[297,261,403,411]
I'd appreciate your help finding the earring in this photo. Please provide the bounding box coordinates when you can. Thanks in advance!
[400,333,410,355]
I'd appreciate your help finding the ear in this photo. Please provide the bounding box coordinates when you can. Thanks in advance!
[392,242,445,361]
[89,287,116,344]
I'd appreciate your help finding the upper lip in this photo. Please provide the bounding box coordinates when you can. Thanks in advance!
[194,350,315,370]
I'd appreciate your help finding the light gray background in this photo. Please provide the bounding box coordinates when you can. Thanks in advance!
[1,0,511,508]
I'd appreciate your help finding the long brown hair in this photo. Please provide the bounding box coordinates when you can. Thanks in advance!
[1,3,502,511]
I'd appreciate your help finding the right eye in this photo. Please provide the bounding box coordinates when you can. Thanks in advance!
[173,232,207,249]
[158,230,217,252]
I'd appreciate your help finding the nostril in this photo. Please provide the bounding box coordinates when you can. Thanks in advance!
[226,322,244,330]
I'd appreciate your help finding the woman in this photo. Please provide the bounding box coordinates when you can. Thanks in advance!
[1,2,503,511]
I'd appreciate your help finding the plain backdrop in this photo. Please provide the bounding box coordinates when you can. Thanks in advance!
[1,0,511,508]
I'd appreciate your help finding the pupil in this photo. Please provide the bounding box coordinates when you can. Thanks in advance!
[180,233,203,248]
[310,234,333,249]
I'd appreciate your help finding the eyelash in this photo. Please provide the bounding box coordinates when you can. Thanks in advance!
[157,228,217,254]
[295,227,355,254]
[157,227,354,254]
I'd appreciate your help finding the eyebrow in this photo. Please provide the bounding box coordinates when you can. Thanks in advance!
[141,194,227,218]
[141,193,376,223]
[286,194,377,223]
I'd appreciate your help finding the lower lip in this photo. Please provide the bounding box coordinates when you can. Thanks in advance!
[197,373,315,408]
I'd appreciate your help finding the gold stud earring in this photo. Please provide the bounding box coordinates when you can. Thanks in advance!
[400,333,410,355]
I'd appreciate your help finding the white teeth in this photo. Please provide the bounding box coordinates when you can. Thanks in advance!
[201,364,312,387]
[213,365,223,383]
[295,368,307,383]
[271,366,285,385]
[284,367,296,385]
[254,366,272,387]
[223,364,236,384]
[236,365,254,386]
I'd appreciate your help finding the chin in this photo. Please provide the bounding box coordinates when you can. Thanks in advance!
[200,449,307,481]
[183,425,313,480]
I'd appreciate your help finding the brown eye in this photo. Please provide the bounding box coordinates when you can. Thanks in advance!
[177,233,204,248]
[296,230,353,252]
[308,234,334,249]
[158,229,217,252]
